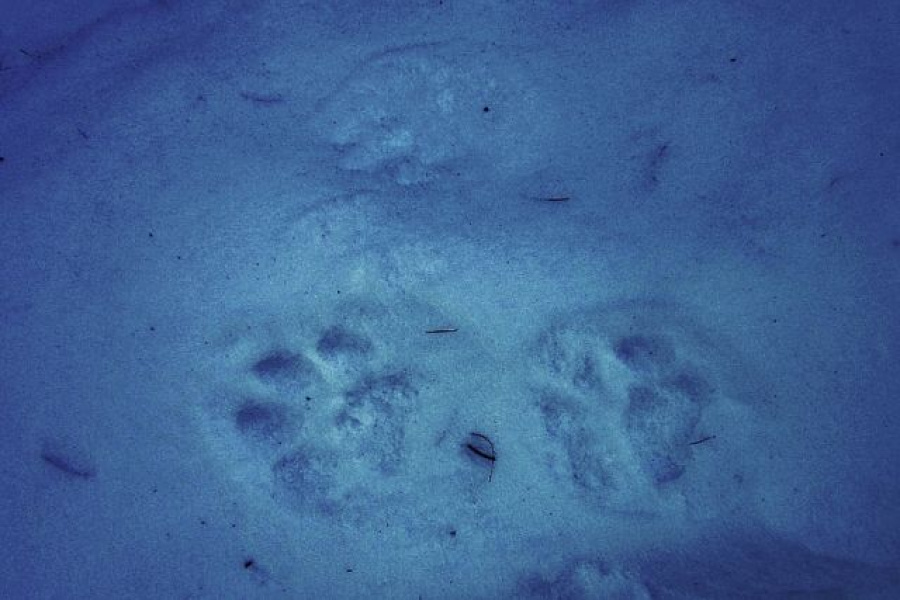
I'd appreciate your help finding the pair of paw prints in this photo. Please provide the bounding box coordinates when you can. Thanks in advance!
[532,303,726,507]
[205,308,420,523]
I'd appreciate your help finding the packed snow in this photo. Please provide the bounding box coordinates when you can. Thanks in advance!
[2,0,899,598]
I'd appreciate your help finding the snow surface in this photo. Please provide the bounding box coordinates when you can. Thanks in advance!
[2,0,900,598]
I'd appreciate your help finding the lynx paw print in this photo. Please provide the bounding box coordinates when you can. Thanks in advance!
[196,298,431,523]
[196,294,482,531]
[311,40,555,186]
[531,300,756,511]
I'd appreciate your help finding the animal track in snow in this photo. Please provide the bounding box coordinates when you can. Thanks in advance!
[531,300,760,512]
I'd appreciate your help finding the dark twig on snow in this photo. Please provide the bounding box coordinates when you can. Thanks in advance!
[465,432,496,482]
[688,435,717,446]
[426,327,458,334]
[531,196,570,202]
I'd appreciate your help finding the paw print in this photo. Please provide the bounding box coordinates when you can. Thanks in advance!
[198,298,428,524]
[531,302,736,508]
[195,294,485,532]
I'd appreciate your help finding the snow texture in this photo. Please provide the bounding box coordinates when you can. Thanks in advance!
[2,0,900,598]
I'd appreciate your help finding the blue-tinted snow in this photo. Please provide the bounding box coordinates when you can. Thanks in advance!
[1,0,899,598]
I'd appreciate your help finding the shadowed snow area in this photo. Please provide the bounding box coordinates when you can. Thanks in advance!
[1,0,899,598]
